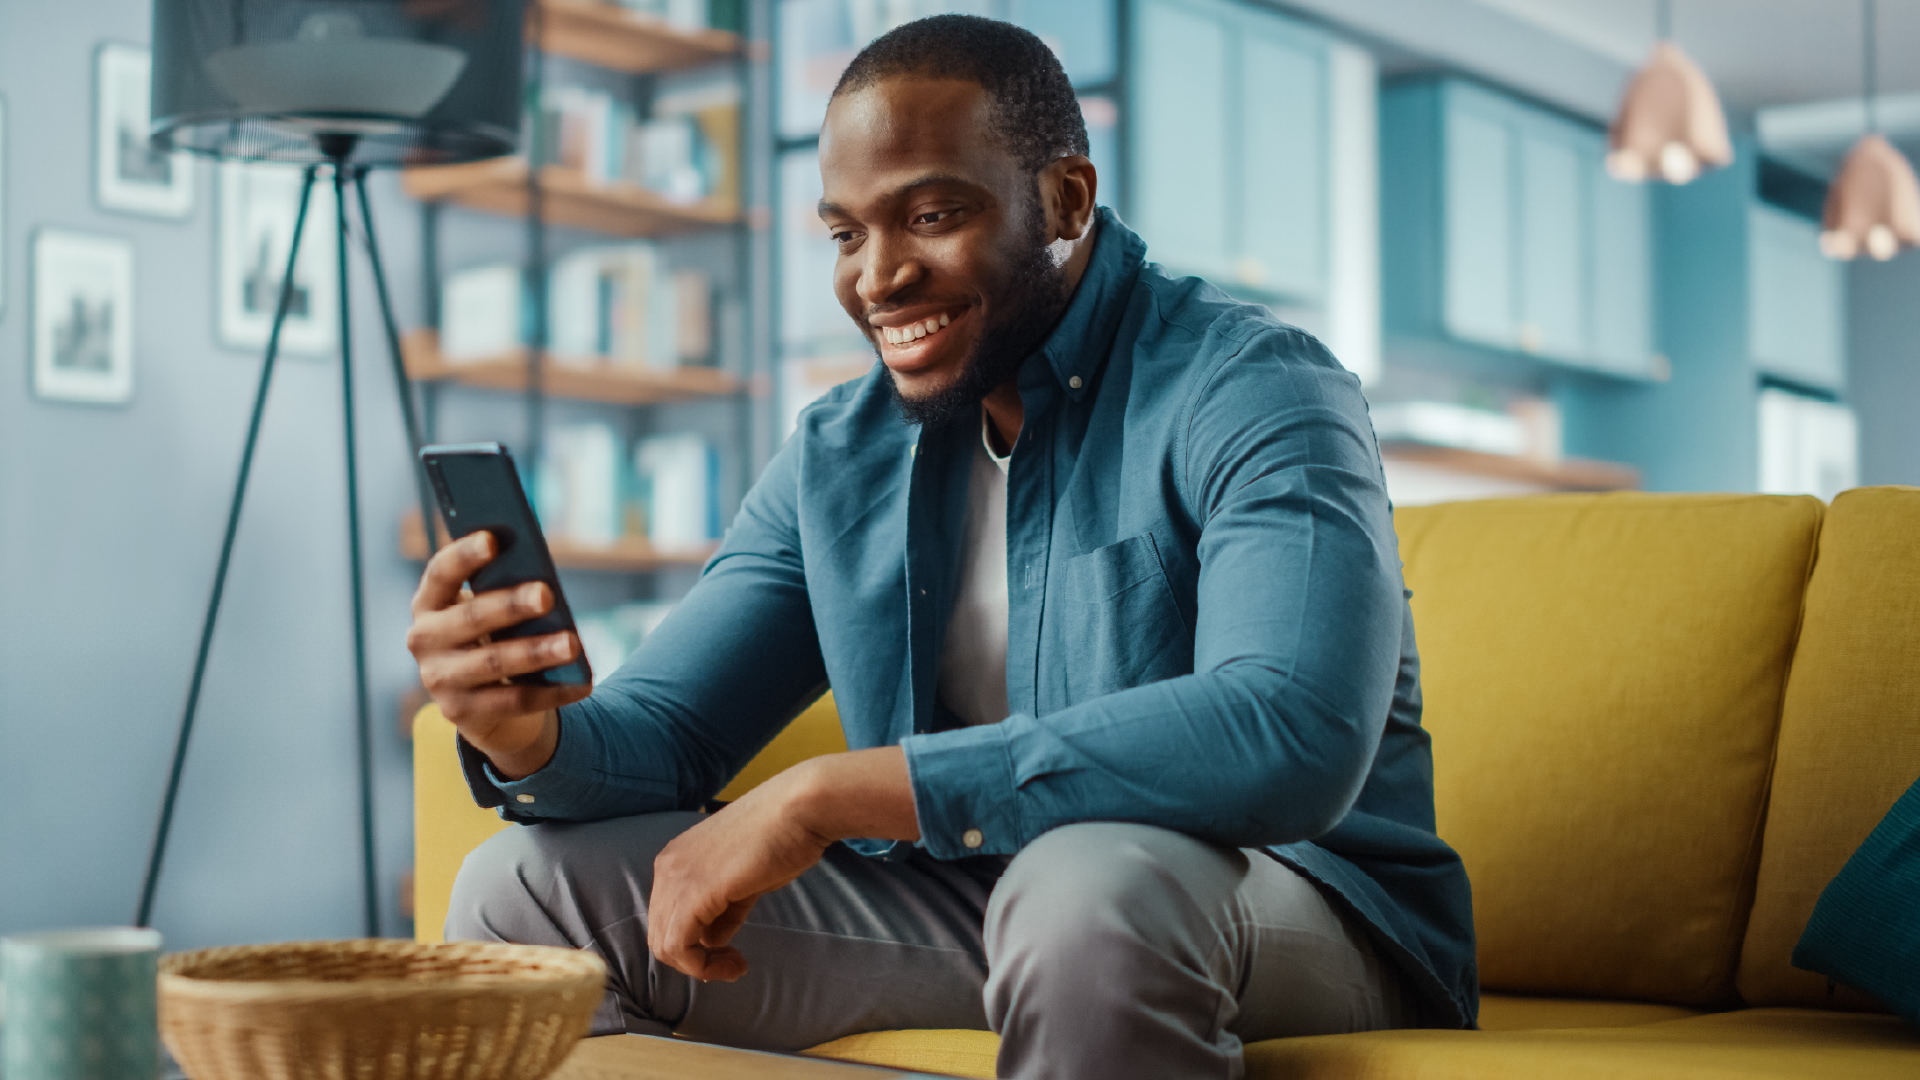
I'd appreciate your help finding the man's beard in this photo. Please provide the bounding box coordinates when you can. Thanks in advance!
[885,207,1068,429]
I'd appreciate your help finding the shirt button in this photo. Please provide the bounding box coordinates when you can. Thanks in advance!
[962,828,984,849]
[515,794,536,804]
[1068,375,1083,389]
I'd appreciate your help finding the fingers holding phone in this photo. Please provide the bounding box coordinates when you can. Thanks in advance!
[406,530,588,777]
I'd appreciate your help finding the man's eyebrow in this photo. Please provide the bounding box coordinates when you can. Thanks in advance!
[817,173,984,218]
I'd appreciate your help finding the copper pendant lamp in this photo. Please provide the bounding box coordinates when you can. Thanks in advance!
[1819,0,1920,261]
[1605,0,1734,184]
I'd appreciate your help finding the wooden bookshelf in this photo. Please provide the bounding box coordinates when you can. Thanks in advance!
[1379,441,1641,492]
[535,0,740,74]
[400,508,716,573]
[402,329,738,406]
[402,159,738,237]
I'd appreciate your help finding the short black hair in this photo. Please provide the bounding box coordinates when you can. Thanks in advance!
[831,14,1089,175]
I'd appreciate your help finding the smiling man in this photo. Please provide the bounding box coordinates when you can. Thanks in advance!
[412,14,1475,1078]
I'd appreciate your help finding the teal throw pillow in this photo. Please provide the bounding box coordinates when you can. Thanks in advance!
[1793,774,1920,1029]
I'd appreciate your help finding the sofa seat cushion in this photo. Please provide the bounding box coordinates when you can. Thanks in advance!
[1738,487,1920,1010]
[1475,994,1701,1031]
[800,998,1700,1077]
[1393,494,1822,1005]
[1242,1007,1920,1079]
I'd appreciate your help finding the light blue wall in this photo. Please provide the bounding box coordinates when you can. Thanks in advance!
[0,0,429,946]
[1848,254,1920,488]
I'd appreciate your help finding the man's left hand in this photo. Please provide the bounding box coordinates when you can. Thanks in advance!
[647,745,920,982]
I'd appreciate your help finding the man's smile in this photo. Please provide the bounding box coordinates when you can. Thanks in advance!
[870,307,972,374]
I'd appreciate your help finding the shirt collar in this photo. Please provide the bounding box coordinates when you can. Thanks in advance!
[1036,207,1147,403]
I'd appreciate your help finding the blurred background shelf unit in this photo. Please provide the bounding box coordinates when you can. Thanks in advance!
[1381,77,1657,382]
[1557,139,1856,497]
[403,0,770,616]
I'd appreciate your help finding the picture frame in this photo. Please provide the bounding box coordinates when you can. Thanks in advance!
[33,230,135,405]
[94,42,194,219]
[217,160,338,356]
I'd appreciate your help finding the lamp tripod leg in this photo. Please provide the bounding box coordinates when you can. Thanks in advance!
[136,166,321,929]
[353,169,441,549]
[334,162,382,939]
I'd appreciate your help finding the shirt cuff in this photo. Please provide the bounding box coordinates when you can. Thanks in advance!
[453,707,596,823]
[901,722,1022,859]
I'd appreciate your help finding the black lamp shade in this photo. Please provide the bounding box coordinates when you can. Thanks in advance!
[152,0,526,167]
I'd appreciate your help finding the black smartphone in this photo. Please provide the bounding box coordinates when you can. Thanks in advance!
[419,442,592,687]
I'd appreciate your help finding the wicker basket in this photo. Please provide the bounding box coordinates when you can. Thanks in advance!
[159,939,606,1080]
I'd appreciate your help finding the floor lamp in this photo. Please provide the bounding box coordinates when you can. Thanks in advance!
[136,0,526,935]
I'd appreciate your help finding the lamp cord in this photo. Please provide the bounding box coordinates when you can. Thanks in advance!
[1864,0,1879,134]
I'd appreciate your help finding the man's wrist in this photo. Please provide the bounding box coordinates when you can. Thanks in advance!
[777,747,920,843]
[476,709,561,781]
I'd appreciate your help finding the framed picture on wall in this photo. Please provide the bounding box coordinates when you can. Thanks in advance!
[217,160,337,355]
[94,43,194,219]
[32,230,135,405]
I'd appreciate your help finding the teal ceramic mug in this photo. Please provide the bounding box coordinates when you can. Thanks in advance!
[0,928,161,1080]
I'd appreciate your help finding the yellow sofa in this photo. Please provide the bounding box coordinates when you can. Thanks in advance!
[413,487,1920,1078]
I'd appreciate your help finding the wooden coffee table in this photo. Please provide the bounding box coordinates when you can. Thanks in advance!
[549,1034,950,1079]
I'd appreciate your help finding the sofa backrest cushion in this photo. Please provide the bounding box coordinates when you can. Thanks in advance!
[1395,493,1822,1006]
[1738,486,1920,1010]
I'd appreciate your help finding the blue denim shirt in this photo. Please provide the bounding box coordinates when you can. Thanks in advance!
[461,209,1477,1028]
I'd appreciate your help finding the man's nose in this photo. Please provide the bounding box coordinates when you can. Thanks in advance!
[857,233,924,306]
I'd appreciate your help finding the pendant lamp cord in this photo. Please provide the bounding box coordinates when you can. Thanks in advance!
[1657,0,1672,41]
[1864,0,1879,134]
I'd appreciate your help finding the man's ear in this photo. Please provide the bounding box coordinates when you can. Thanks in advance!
[1044,155,1098,242]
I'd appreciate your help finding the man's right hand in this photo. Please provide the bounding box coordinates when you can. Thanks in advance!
[406,531,590,780]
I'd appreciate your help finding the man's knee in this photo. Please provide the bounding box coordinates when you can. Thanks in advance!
[444,811,702,943]
[985,823,1245,981]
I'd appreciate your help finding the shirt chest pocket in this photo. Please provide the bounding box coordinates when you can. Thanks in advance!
[1063,532,1194,702]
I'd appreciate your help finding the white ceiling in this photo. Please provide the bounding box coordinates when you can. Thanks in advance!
[1470,0,1920,119]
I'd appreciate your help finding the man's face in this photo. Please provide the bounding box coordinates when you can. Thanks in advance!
[818,77,1066,425]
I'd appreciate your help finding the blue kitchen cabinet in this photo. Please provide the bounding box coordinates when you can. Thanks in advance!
[1747,203,1845,390]
[1384,78,1658,378]
[1587,148,1654,376]
[1439,87,1515,347]
[1516,112,1586,359]
[1130,0,1329,303]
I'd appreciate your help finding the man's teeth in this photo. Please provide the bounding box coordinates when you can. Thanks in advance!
[880,312,952,345]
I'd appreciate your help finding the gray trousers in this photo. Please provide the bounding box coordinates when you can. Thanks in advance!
[447,814,1410,1079]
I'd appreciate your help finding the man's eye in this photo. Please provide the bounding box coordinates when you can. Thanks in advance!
[830,230,857,245]
[914,210,954,226]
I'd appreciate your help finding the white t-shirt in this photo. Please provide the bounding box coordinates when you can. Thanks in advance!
[935,413,1012,727]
